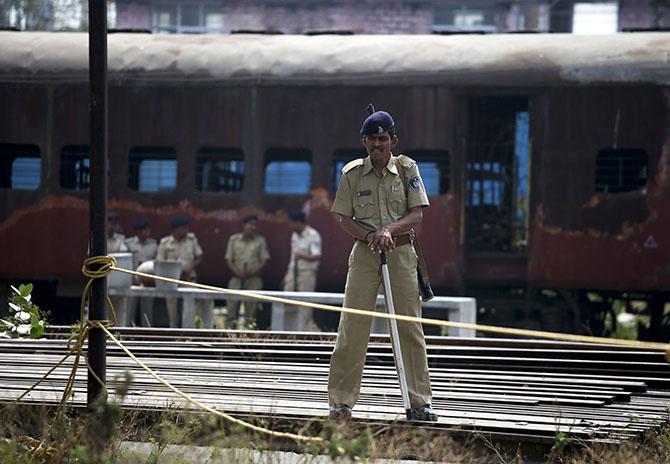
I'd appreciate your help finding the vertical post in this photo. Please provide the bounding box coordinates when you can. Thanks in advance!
[88,0,108,406]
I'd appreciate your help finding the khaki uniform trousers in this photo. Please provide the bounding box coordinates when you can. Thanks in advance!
[283,268,317,331]
[227,276,263,327]
[328,241,432,409]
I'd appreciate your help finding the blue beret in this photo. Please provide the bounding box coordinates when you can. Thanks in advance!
[107,212,119,221]
[288,211,306,223]
[133,218,150,230]
[360,111,395,136]
[242,214,258,223]
[170,214,190,227]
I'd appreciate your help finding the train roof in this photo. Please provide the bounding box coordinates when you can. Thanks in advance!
[0,31,668,86]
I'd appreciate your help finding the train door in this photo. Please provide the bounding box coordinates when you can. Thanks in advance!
[464,96,530,283]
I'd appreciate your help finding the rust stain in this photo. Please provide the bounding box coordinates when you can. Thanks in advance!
[582,194,600,209]
[0,195,89,233]
[1,188,337,234]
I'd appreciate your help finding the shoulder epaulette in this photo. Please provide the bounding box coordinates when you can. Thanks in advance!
[159,236,171,244]
[342,158,364,174]
[186,232,196,239]
[396,154,416,169]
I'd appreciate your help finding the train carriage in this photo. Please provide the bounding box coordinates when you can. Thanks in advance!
[0,31,668,337]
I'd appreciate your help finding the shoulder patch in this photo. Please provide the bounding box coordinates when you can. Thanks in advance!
[396,154,416,169]
[408,176,423,191]
[342,158,364,174]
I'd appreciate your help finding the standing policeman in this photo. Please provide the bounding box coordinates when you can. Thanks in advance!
[282,210,322,331]
[124,218,158,326]
[106,212,129,325]
[157,215,212,328]
[224,214,270,328]
[327,106,437,421]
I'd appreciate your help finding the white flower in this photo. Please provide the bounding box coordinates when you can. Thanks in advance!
[16,324,31,335]
[8,303,20,313]
[16,311,31,322]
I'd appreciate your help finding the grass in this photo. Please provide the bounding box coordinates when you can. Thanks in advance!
[1,400,670,464]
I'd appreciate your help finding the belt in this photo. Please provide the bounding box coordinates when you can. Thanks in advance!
[356,234,411,247]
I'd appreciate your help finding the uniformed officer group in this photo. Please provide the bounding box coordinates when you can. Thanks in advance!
[105,210,321,330]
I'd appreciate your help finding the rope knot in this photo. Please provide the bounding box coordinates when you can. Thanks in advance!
[82,255,116,279]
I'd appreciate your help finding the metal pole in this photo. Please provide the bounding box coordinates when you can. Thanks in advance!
[87,0,108,406]
[379,252,412,420]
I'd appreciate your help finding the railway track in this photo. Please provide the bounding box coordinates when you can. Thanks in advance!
[0,327,668,445]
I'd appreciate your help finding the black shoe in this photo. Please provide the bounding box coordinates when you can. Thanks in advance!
[329,404,352,420]
[409,404,438,422]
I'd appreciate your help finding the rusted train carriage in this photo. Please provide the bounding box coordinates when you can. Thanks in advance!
[0,32,668,337]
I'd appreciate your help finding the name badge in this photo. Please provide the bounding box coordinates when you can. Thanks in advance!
[357,190,372,197]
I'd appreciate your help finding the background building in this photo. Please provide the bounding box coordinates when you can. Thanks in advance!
[1,0,668,34]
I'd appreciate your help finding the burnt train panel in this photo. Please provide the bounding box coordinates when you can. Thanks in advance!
[528,86,669,291]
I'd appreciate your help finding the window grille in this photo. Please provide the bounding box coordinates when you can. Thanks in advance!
[196,147,244,192]
[595,148,648,193]
[60,145,90,190]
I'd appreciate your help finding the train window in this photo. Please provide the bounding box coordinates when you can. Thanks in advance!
[0,144,41,190]
[264,148,312,194]
[467,162,505,206]
[332,149,362,192]
[196,147,244,193]
[410,150,451,196]
[595,149,648,193]
[60,145,90,190]
[128,147,177,192]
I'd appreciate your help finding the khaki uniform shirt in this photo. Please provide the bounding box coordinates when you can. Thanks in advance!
[125,236,158,270]
[225,233,270,273]
[289,225,321,273]
[157,233,203,280]
[331,154,429,229]
[107,233,129,253]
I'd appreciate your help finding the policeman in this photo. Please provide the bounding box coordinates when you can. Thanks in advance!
[327,106,437,421]
[106,212,129,325]
[157,215,212,328]
[124,218,158,326]
[282,210,321,331]
[106,212,128,253]
[224,214,270,328]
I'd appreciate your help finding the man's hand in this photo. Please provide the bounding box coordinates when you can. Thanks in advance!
[369,227,394,253]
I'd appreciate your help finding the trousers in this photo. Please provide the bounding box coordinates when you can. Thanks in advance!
[227,276,263,327]
[328,241,432,409]
[282,266,318,331]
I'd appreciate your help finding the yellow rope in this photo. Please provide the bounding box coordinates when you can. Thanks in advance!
[93,321,323,444]
[11,254,669,447]
[14,255,324,445]
[105,259,670,357]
